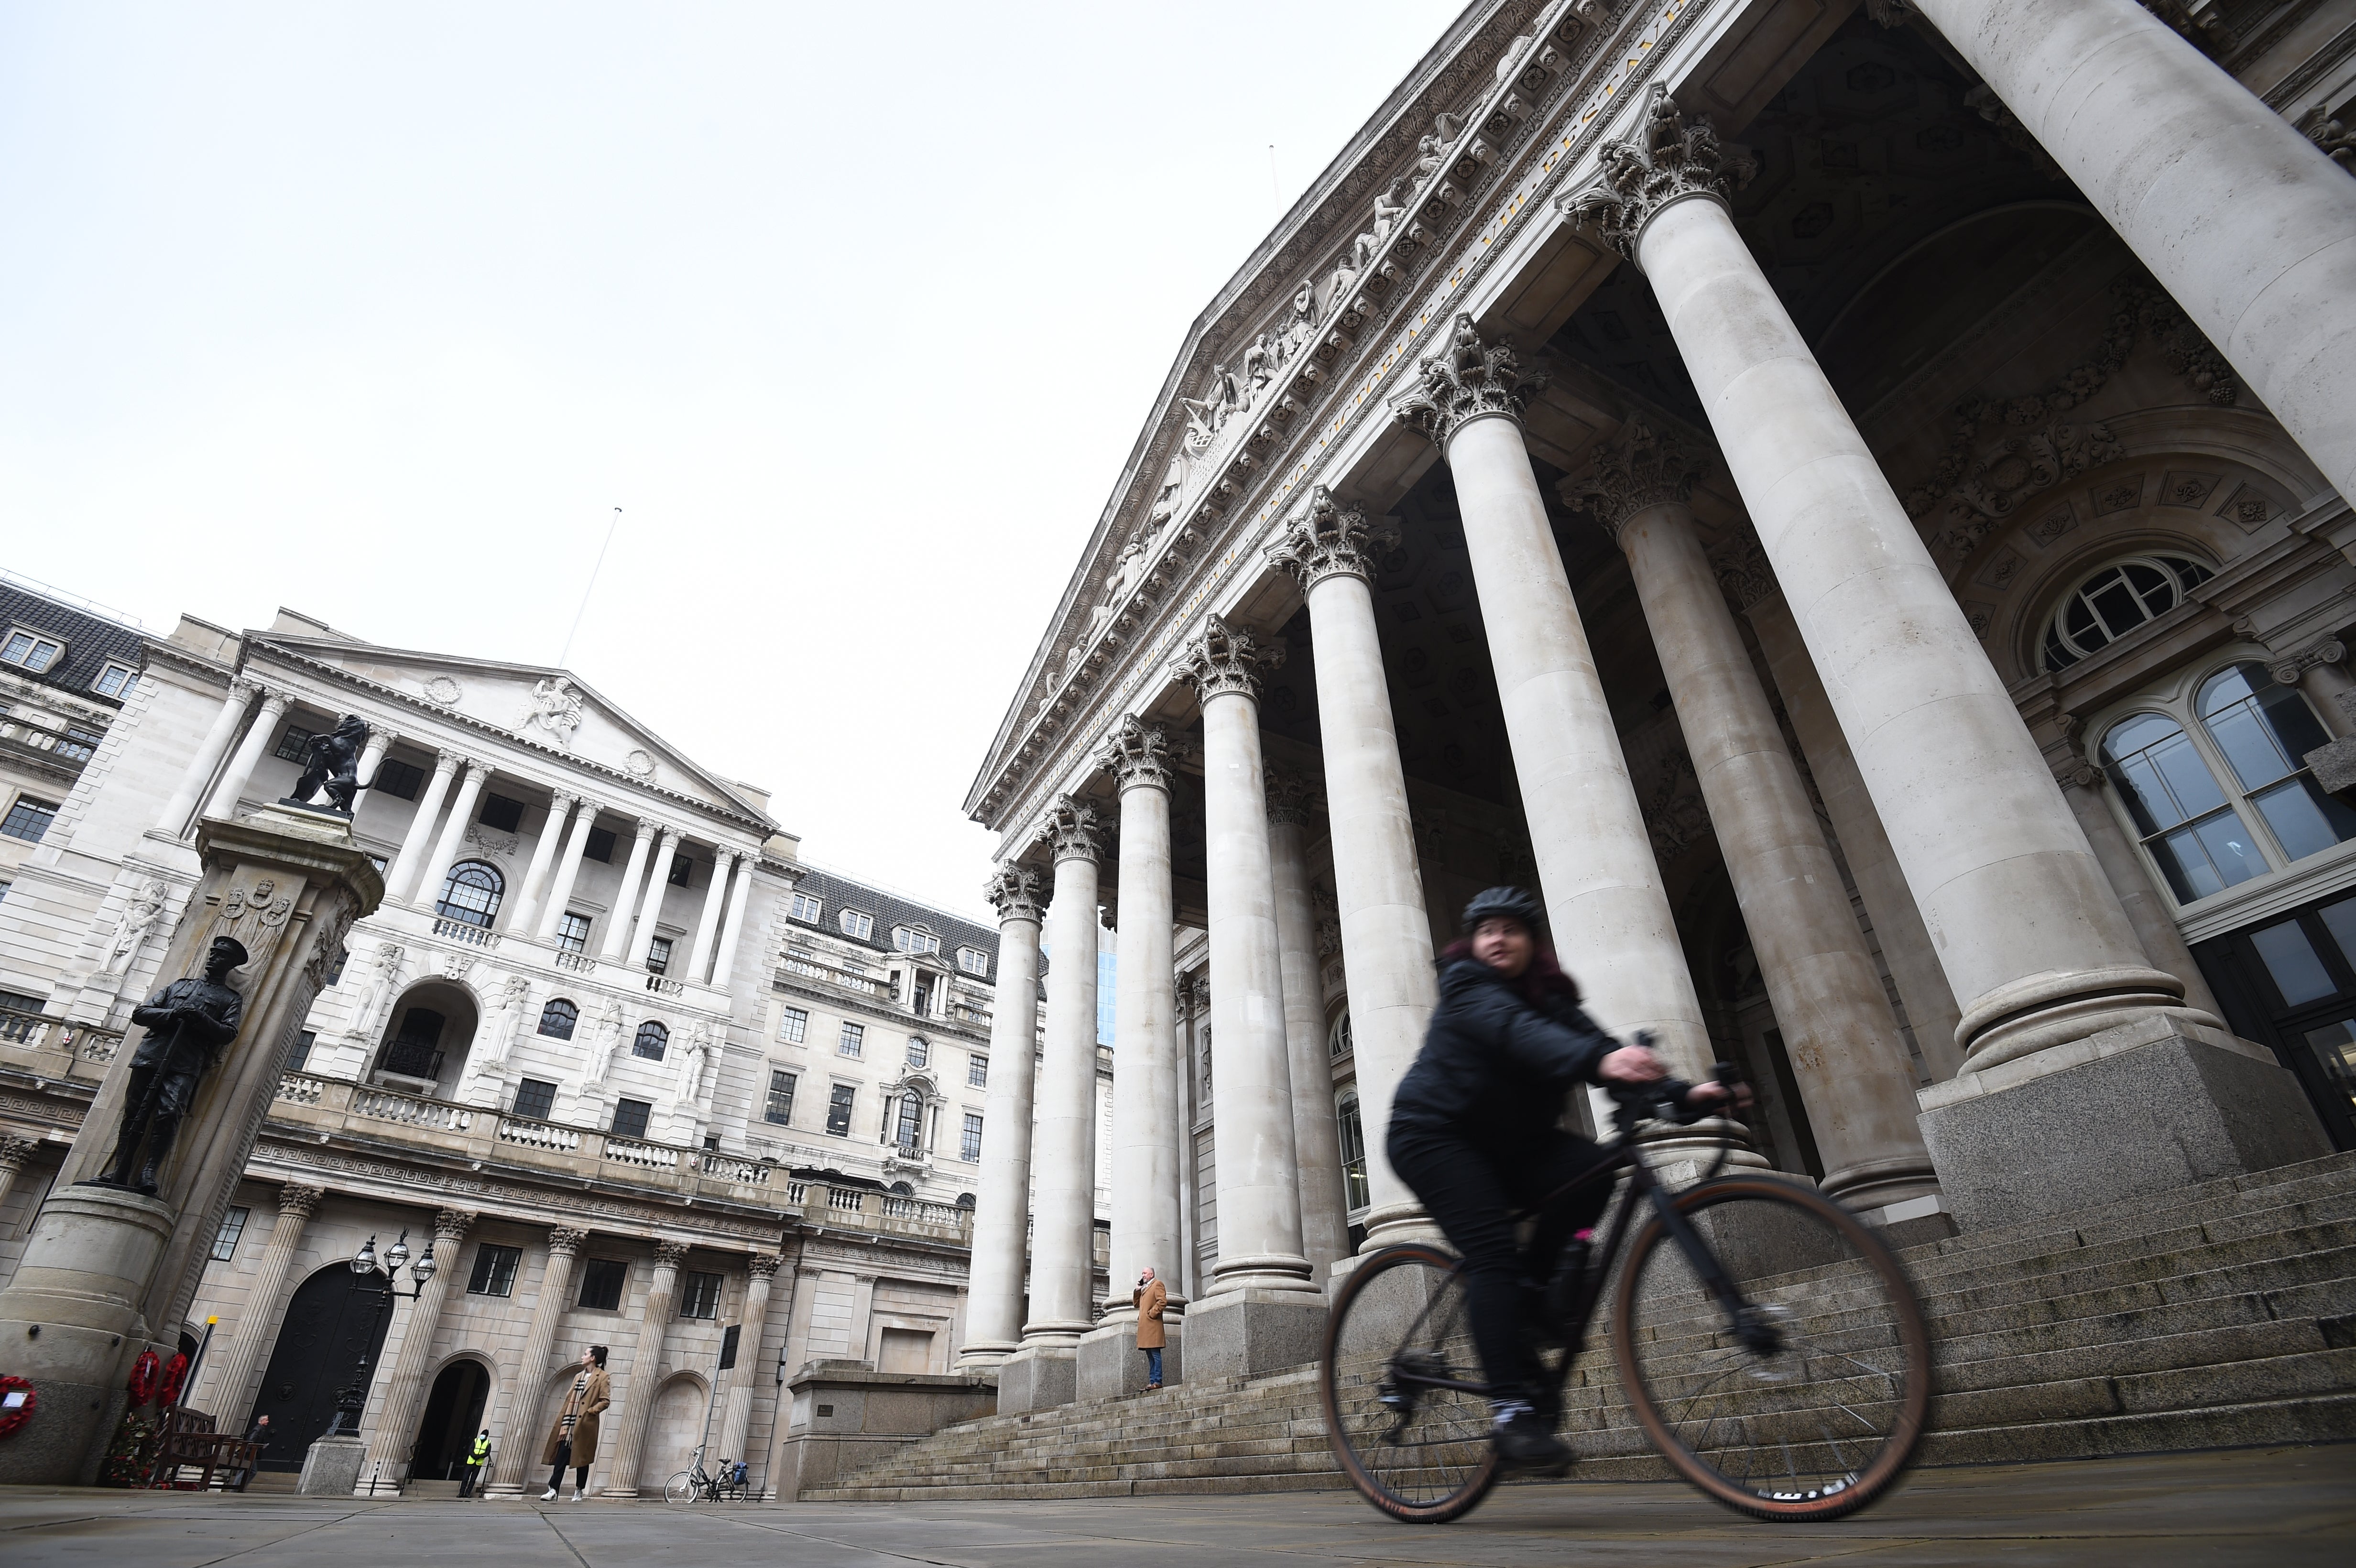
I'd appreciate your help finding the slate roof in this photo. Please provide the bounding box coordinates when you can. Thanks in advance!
[784,867,999,981]
[0,579,147,709]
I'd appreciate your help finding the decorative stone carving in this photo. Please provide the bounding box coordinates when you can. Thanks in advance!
[2272,637,2347,688]
[347,942,403,1045]
[1102,716,1175,794]
[439,952,473,984]
[98,880,170,980]
[1710,522,1776,611]
[1562,419,1708,539]
[984,864,1047,925]
[676,1020,715,1101]
[653,1239,691,1271]
[1563,85,1757,261]
[1267,486,1399,590]
[1638,751,1712,860]
[747,1251,784,1280]
[2301,106,2356,174]
[0,1133,35,1174]
[1044,795,1105,865]
[479,973,530,1071]
[423,676,463,707]
[434,1209,478,1245]
[624,749,656,778]
[1265,768,1319,828]
[546,1226,590,1256]
[522,676,585,749]
[1171,613,1285,704]
[1391,314,1548,446]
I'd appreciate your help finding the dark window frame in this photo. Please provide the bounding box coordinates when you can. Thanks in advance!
[512,1077,558,1122]
[537,998,579,1040]
[467,1242,523,1297]
[577,1256,628,1311]
[611,1097,653,1139]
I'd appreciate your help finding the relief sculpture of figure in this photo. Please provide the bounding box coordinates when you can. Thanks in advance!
[87,936,248,1195]
[285,715,370,815]
[1146,453,1186,530]
[100,881,170,978]
[1278,280,1321,359]
[522,677,585,749]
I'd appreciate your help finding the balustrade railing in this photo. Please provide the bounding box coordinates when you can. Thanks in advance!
[553,950,596,973]
[775,958,888,1000]
[275,1071,327,1107]
[698,1151,771,1184]
[601,1136,680,1172]
[353,1085,473,1132]
[432,917,498,948]
[644,974,684,996]
[0,715,100,770]
[0,1005,125,1062]
[496,1115,581,1153]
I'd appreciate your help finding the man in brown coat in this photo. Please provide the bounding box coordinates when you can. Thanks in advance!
[540,1345,610,1502]
[1133,1266,1167,1390]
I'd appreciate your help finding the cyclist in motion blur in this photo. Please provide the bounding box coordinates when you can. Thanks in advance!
[1387,887,1745,1472]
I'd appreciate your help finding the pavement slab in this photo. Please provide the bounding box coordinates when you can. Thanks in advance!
[0,1444,2347,1567]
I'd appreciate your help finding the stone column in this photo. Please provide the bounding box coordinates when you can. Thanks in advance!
[506,791,578,937]
[385,750,462,903]
[1173,616,1321,1379]
[346,727,399,820]
[685,849,737,984]
[1392,325,1724,1111]
[534,804,603,943]
[1000,801,1101,1412]
[201,686,292,823]
[0,1135,33,1240]
[1267,490,1440,1248]
[482,1226,588,1498]
[412,762,490,915]
[715,1252,781,1464]
[1742,586,1964,1080]
[600,820,660,962]
[710,860,757,988]
[627,829,683,970]
[956,867,1044,1376]
[358,1209,476,1489]
[1569,423,1937,1215]
[600,1240,686,1497]
[155,679,255,839]
[1573,89,2324,1226]
[1265,770,1350,1276]
[1912,0,2356,502]
[2053,760,2226,1018]
[191,1183,322,1421]
[1078,723,1185,1401]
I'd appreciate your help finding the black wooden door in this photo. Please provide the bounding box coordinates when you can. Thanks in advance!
[2192,888,2356,1151]
[249,1265,393,1470]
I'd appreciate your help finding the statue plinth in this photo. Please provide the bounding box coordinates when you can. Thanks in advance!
[0,803,382,1485]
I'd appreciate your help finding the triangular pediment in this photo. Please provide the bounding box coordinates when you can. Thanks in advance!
[250,631,774,829]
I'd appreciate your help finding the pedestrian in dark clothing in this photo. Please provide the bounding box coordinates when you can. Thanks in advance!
[459,1428,490,1497]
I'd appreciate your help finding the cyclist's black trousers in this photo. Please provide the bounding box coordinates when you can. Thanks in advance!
[1387,1122,1615,1414]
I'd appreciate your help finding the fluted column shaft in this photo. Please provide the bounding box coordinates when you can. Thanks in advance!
[1605,483,1934,1208]
[1024,823,1102,1343]
[628,829,683,969]
[601,821,659,962]
[1636,180,2204,1070]
[386,751,461,903]
[957,871,1044,1371]
[686,850,736,984]
[1913,0,2356,503]
[507,792,578,936]
[192,1183,321,1419]
[715,1253,781,1463]
[360,1209,476,1485]
[535,805,603,942]
[600,1241,684,1496]
[1267,795,1349,1276]
[1105,727,1183,1314]
[483,1227,588,1496]
[414,762,490,915]
[202,687,291,823]
[157,681,254,837]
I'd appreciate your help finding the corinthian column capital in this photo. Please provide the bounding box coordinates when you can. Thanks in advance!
[1562,84,1758,261]
[985,863,1047,924]
[1391,315,1548,446]
[747,1251,784,1281]
[1266,486,1398,591]
[652,1239,690,1272]
[1563,420,1709,540]
[1043,795,1105,865]
[1265,767,1320,828]
[434,1209,479,1244]
[1101,716,1175,794]
[1172,613,1285,705]
[276,1183,325,1220]
[0,1133,35,1173]
[1709,521,1777,611]
[546,1226,590,1257]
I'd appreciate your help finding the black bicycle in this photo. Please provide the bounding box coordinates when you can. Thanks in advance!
[1320,1061,1931,1524]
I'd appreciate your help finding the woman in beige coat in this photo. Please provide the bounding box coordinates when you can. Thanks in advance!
[1133,1267,1167,1390]
[539,1345,611,1502]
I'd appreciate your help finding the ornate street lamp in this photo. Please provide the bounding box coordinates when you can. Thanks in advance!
[324,1230,438,1437]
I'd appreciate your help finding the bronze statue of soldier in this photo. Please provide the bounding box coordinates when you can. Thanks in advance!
[285,715,371,815]
[87,936,248,1196]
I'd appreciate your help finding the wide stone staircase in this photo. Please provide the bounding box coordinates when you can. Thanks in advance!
[804,1152,2356,1500]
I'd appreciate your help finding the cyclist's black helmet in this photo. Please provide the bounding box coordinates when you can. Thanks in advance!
[1461,885,1546,935]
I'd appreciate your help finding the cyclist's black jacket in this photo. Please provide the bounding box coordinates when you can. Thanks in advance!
[1390,958,1617,1152]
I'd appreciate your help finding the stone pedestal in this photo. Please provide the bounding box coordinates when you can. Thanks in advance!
[1919,1017,2331,1230]
[297,1434,369,1496]
[993,1343,1076,1414]
[772,1362,996,1501]
[1075,1315,1183,1402]
[1181,1289,1325,1383]
[0,802,380,1485]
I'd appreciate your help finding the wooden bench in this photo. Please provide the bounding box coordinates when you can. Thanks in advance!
[142,1409,262,1491]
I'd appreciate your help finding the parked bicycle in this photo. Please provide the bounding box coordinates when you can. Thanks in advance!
[664,1446,747,1503]
[1320,1060,1931,1524]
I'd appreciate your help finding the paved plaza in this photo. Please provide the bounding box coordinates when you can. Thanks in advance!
[0,1446,2349,1567]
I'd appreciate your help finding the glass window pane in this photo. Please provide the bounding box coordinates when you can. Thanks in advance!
[2197,664,2262,717]
[2089,579,2147,639]
[2152,824,2227,902]
[2250,918,2337,1007]
[2146,731,2229,818]
[2296,1016,2356,1123]
[2251,777,2356,863]
[2317,898,2356,972]
[2204,701,2295,791]
[2101,712,2182,761]
[2189,809,2273,890]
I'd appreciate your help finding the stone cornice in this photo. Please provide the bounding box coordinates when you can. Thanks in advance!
[1562,418,1709,539]
[1266,486,1399,591]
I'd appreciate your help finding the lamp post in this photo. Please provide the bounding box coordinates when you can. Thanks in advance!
[324,1230,438,1437]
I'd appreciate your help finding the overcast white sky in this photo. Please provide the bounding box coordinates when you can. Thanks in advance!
[0,0,1464,917]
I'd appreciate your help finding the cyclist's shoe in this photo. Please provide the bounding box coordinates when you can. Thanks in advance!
[1490,1404,1573,1474]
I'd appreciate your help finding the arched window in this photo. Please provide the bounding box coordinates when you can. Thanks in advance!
[537,999,578,1040]
[1328,1010,1354,1061]
[2196,664,2356,861]
[895,1092,924,1150]
[1335,1090,1368,1211]
[435,860,504,928]
[632,1020,669,1061]
[2041,554,2214,673]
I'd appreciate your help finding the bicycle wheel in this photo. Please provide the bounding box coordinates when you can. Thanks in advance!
[664,1470,696,1504]
[1320,1241,1502,1524]
[1610,1175,1931,1522]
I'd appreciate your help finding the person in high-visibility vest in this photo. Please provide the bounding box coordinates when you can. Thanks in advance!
[459,1429,491,1498]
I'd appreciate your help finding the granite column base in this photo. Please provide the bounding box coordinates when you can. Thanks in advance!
[1182,1288,1325,1383]
[994,1343,1077,1414]
[1075,1315,1182,1402]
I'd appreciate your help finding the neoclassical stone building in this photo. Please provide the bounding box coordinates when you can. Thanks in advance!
[0,585,1040,1493]
[961,0,2356,1414]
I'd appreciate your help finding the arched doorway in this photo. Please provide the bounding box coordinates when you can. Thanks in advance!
[411,1358,493,1482]
[634,1374,710,1492]
[248,1264,394,1470]
[374,980,479,1099]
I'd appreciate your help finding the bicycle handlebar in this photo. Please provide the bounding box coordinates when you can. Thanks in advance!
[1605,1036,1745,1141]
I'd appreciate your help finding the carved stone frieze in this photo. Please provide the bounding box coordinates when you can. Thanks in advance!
[1392,314,1549,447]
[2301,105,2356,175]
[1266,486,1399,591]
[434,1208,479,1243]
[1172,614,1285,705]
[1101,716,1175,795]
[1562,419,1708,539]
[1563,85,1756,261]
[0,1133,35,1173]
[984,864,1046,926]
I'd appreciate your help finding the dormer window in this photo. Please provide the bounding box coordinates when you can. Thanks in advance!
[839,908,874,941]
[93,663,137,699]
[892,925,941,954]
[957,947,989,976]
[790,892,823,923]
[0,629,64,675]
